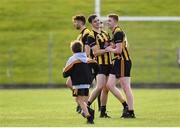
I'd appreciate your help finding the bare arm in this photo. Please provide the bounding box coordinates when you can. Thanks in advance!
[85,44,90,56]
[92,45,107,56]
[106,42,122,54]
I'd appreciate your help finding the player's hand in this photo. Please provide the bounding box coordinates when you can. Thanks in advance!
[105,46,113,52]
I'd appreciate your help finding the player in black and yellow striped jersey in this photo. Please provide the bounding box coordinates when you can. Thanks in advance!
[105,14,135,118]
[72,15,94,59]
[87,14,113,118]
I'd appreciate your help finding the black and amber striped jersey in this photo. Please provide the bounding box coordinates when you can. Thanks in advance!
[88,30,112,65]
[112,26,131,61]
[76,28,90,50]
[77,28,94,59]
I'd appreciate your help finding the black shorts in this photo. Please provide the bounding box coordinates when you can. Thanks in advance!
[111,59,132,78]
[72,88,89,97]
[98,64,112,76]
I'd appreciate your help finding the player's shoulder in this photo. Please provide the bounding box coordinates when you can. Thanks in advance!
[88,30,95,38]
[84,28,90,34]
[114,26,123,34]
[66,56,80,67]
[82,28,90,36]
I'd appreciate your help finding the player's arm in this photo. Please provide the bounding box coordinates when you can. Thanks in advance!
[92,45,107,56]
[85,45,90,56]
[106,31,123,54]
[62,61,73,78]
[82,33,91,56]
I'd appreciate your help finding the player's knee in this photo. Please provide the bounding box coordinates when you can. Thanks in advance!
[106,82,113,90]
[103,86,109,93]
[96,85,103,92]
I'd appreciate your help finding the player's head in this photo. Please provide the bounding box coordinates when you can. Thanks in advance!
[72,15,86,30]
[88,14,100,29]
[107,14,119,29]
[70,40,83,53]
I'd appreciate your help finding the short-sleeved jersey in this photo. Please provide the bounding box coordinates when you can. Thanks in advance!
[77,28,94,59]
[77,28,90,49]
[112,26,131,61]
[88,30,112,65]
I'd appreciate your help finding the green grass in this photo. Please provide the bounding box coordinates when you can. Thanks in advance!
[0,89,180,126]
[102,0,180,16]
[0,0,180,84]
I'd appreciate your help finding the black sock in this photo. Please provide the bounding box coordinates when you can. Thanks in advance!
[128,110,134,114]
[100,106,106,114]
[87,101,91,106]
[122,101,128,108]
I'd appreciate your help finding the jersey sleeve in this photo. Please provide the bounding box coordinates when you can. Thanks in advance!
[87,35,96,48]
[82,33,89,45]
[114,31,124,44]
[63,68,72,78]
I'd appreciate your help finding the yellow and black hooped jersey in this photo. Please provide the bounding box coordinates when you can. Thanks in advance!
[87,30,112,65]
[112,26,131,61]
[76,28,94,59]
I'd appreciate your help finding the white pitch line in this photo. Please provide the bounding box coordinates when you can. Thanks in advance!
[96,0,180,22]
[100,16,180,21]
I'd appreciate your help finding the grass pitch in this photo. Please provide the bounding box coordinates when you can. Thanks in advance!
[0,88,179,127]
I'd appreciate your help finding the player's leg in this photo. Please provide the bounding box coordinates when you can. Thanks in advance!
[106,74,128,116]
[120,77,135,118]
[74,89,94,124]
[76,96,90,117]
[97,91,101,111]
[120,77,134,110]
[66,77,82,113]
[119,59,135,118]
[106,74,125,103]
[87,74,106,106]
[100,82,110,118]
[76,96,94,124]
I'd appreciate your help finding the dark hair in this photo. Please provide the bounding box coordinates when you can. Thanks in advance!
[72,15,86,25]
[108,14,119,21]
[88,14,97,23]
[70,40,83,53]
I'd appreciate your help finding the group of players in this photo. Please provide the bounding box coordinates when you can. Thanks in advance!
[63,14,135,124]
